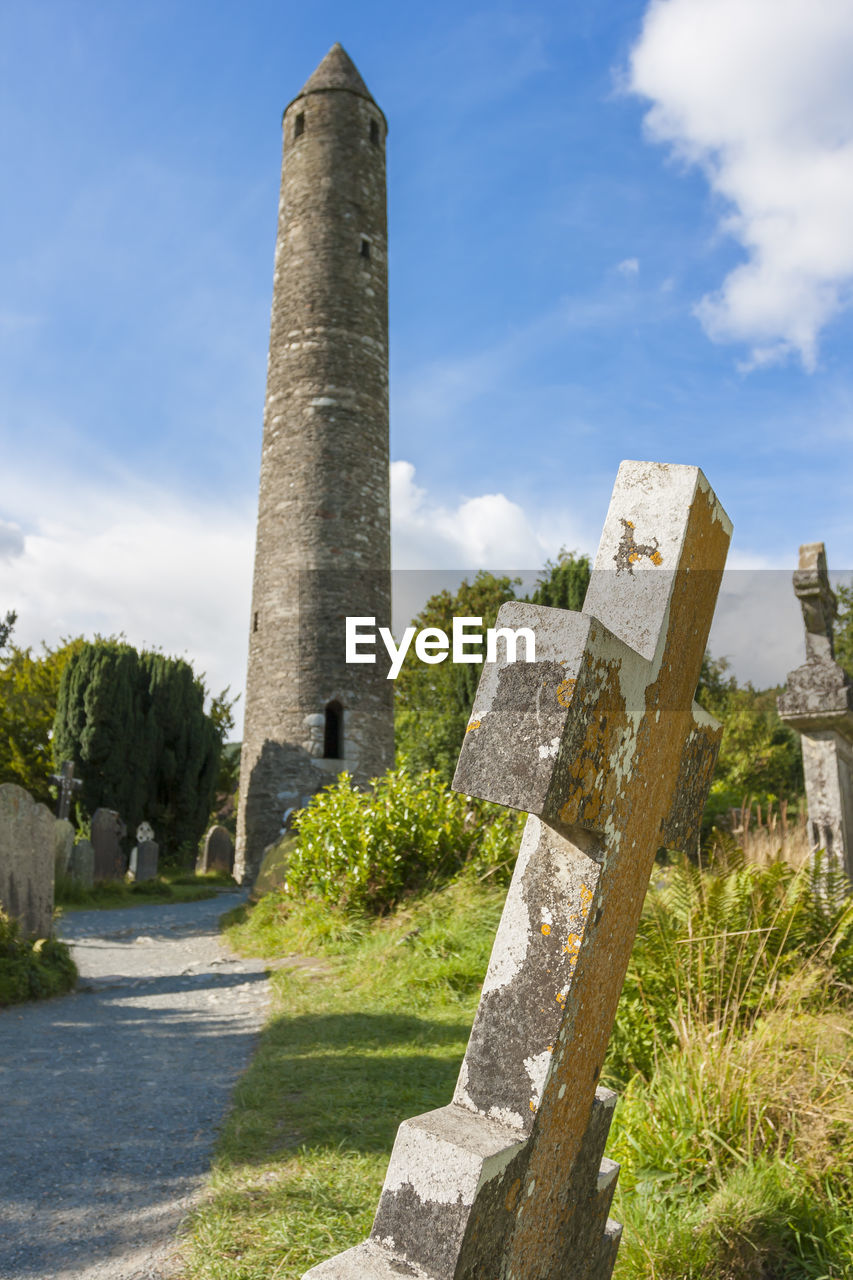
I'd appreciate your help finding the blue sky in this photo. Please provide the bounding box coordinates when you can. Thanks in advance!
[2,0,853,733]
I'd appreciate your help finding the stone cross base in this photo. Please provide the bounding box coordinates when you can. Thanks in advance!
[305,1088,620,1280]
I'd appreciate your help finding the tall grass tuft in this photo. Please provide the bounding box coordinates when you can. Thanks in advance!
[608,844,853,1279]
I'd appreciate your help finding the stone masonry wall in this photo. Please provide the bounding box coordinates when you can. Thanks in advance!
[236,53,394,883]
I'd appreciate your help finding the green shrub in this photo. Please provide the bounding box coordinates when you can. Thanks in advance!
[286,768,524,913]
[0,908,77,1006]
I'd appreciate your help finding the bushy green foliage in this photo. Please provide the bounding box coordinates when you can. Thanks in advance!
[394,554,592,784]
[53,640,223,857]
[395,572,520,782]
[286,768,524,913]
[0,909,77,1006]
[607,844,853,1087]
[0,636,85,805]
[834,580,853,678]
[696,653,802,826]
[527,548,590,611]
[0,609,16,651]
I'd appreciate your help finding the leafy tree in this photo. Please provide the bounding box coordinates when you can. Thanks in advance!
[0,636,85,805]
[0,610,16,652]
[528,549,591,612]
[394,553,593,784]
[395,571,520,782]
[696,653,802,828]
[834,581,853,678]
[53,641,222,857]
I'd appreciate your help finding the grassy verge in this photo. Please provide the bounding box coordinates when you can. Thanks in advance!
[178,880,503,1279]
[0,908,77,1006]
[178,860,853,1280]
[55,869,233,911]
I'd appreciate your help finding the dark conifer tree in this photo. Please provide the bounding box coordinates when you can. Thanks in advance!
[54,641,221,857]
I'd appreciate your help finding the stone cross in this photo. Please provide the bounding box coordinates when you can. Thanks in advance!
[778,543,853,887]
[49,760,82,822]
[304,461,731,1280]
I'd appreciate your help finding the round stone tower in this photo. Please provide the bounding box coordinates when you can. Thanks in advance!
[235,44,394,884]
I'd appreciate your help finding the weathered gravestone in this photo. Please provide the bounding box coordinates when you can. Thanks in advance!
[69,838,95,889]
[778,543,853,887]
[129,842,159,881]
[53,818,75,877]
[0,783,56,938]
[91,808,127,881]
[304,461,731,1280]
[200,824,234,875]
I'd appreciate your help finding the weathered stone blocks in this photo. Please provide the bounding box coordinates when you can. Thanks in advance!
[235,44,394,884]
[0,783,56,938]
[304,461,732,1279]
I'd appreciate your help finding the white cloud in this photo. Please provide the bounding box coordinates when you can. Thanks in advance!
[390,460,570,570]
[629,0,853,369]
[0,467,255,734]
[0,519,24,562]
[1,460,589,735]
[617,258,640,276]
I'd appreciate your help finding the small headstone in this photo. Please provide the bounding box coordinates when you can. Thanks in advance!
[200,824,234,875]
[91,808,127,880]
[778,542,853,889]
[53,818,75,877]
[0,783,55,937]
[129,840,159,882]
[69,839,94,889]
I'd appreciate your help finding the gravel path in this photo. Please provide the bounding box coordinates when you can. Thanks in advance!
[0,892,272,1280]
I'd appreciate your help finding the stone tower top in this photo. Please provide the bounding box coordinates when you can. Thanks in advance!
[290,42,381,113]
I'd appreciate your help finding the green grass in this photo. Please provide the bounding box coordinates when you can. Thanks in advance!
[178,881,503,1279]
[177,862,853,1280]
[55,868,233,911]
[0,908,77,1006]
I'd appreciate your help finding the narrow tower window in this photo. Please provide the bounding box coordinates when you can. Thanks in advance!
[370,118,379,145]
[360,238,371,260]
[324,701,343,759]
[253,611,259,633]
[294,111,305,138]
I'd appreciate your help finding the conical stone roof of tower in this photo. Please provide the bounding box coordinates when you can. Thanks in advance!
[297,43,376,103]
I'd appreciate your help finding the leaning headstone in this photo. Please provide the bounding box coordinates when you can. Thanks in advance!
[91,808,127,881]
[778,543,853,888]
[304,461,731,1280]
[0,783,56,938]
[53,818,75,878]
[69,839,95,889]
[129,840,159,882]
[200,824,234,875]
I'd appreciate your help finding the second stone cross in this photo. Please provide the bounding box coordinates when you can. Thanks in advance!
[305,460,732,1280]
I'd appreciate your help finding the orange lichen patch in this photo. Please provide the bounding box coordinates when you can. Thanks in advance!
[541,923,552,936]
[650,550,663,565]
[505,1178,522,1213]
[562,933,581,954]
[465,720,481,734]
[529,1100,537,1112]
[580,883,593,908]
[555,991,566,1008]
[556,677,577,707]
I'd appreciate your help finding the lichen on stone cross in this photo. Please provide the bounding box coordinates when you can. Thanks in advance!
[778,543,853,888]
[793,542,837,663]
[303,461,732,1280]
